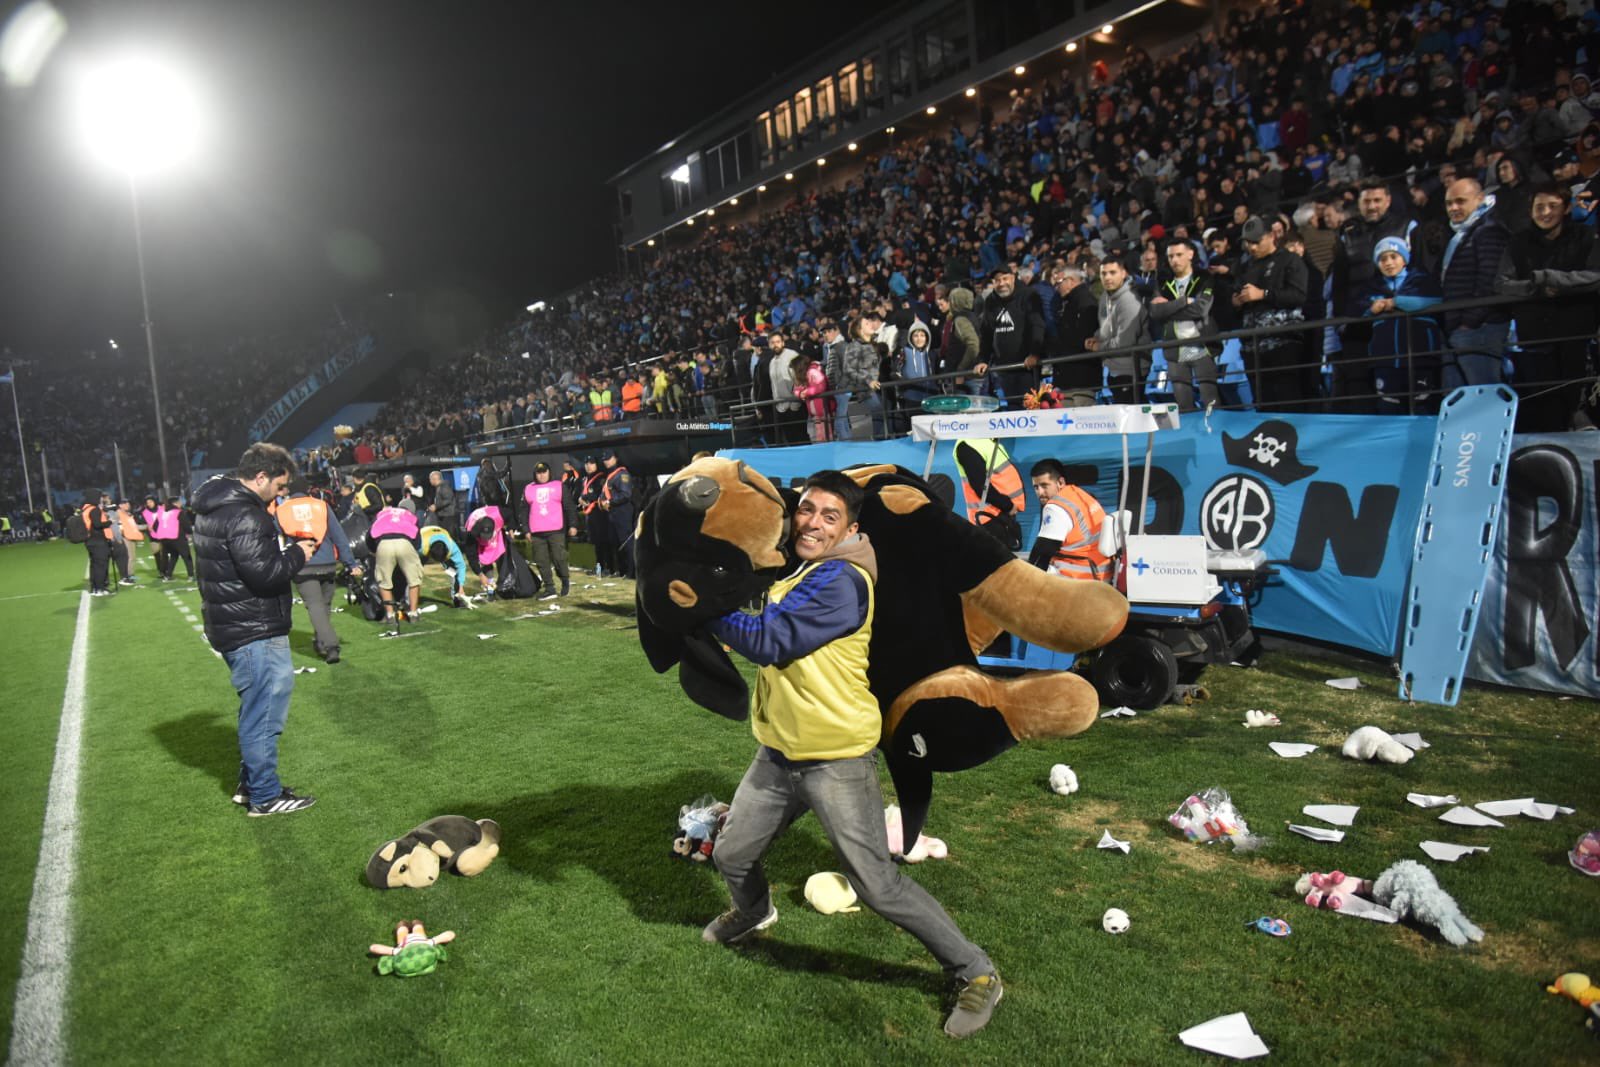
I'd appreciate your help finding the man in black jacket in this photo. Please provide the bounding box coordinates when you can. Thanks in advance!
[426,470,458,540]
[1497,182,1600,431]
[1234,217,1313,411]
[980,265,1046,408]
[193,443,317,817]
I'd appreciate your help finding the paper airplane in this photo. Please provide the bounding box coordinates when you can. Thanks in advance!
[1420,840,1489,862]
[1439,806,1504,827]
[1325,677,1362,690]
[1288,824,1346,843]
[1178,1012,1270,1059]
[1302,804,1359,827]
[418,604,439,614]
[477,633,499,640]
[1336,896,1399,923]
[293,666,317,675]
[1390,732,1429,750]
[1097,830,1131,854]
[1099,706,1137,718]
[1475,798,1575,820]
[1269,742,1318,758]
[1406,792,1459,809]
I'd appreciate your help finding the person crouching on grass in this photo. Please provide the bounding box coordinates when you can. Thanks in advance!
[701,470,1003,1039]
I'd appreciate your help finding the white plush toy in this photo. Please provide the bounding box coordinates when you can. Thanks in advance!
[884,804,948,862]
[1341,725,1414,764]
[1049,764,1079,795]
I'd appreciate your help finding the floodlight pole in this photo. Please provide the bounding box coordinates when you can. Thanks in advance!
[129,172,172,499]
[5,367,33,511]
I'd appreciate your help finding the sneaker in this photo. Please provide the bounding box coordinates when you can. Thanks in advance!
[323,646,340,664]
[119,577,137,586]
[247,789,317,817]
[539,592,559,601]
[559,578,570,596]
[701,905,778,944]
[944,973,1003,1039]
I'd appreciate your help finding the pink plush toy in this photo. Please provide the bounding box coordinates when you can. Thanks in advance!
[1297,870,1370,910]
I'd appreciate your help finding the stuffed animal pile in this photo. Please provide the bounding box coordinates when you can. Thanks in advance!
[636,458,1129,848]
[1295,862,1484,947]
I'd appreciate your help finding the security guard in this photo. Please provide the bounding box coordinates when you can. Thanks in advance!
[599,450,636,579]
[278,478,360,661]
[579,455,614,577]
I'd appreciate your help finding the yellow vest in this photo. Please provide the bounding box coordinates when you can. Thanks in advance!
[751,560,878,761]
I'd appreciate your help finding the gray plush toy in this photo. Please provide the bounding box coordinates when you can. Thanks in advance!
[1370,859,1484,947]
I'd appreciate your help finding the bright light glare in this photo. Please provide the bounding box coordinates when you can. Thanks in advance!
[925,106,936,115]
[646,238,655,246]
[668,163,690,184]
[1065,42,1078,52]
[847,142,858,151]
[1014,65,1026,75]
[108,338,118,348]
[757,184,767,192]
[784,172,794,180]
[964,87,976,97]
[76,53,204,176]
[1102,23,1114,33]
[526,301,547,313]
[886,126,895,133]
[816,157,825,166]
[728,197,738,205]
[0,0,66,88]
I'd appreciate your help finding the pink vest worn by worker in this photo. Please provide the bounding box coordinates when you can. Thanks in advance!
[467,505,506,565]
[524,481,565,534]
[370,506,419,540]
[151,507,181,540]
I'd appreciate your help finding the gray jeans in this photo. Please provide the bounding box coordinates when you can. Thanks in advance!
[714,748,993,980]
[295,571,340,653]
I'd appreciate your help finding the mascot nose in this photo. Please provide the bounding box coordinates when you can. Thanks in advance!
[676,475,720,512]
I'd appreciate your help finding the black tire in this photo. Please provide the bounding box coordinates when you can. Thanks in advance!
[1092,635,1179,710]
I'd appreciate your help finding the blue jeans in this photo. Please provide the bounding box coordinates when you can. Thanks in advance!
[832,390,852,441]
[714,748,993,980]
[222,635,295,805]
[1443,323,1509,390]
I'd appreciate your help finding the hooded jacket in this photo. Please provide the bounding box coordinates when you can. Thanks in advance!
[894,319,935,384]
[192,476,307,653]
[1095,280,1150,379]
[940,288,982,373]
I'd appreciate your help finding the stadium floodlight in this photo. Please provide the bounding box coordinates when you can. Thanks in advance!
[847,142,858,151]
[74,51,206,497]
[1014,65,1026,75]
[109,339,118,349]
[886,126,895,133]
[784,172,794,180]
[686,218,694,226]
[728,197,738,205]
[757,184,767,192]
[1065,41,1078,52]
[1102,23,1114,33]
[964,87,976,97]
[925,106,937,115]
[816,157,825,166]
[668,163,690,184]
[705,207,715,216]
[646,239,655,247]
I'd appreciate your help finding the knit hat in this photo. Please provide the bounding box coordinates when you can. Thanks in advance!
[1373,236,1411,266]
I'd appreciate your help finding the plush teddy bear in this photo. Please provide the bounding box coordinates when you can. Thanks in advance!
[365,815,502,889]
[1341,725,1414,764]
[636,457,1129,848]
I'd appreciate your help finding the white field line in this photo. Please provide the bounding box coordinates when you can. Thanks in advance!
[6,589,91,1067]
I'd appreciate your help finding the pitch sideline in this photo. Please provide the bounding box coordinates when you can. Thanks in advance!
[6,588,91,1067]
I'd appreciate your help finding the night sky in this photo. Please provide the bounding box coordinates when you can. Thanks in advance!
[0,0,899,356]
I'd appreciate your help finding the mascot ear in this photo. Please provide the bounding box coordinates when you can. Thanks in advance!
[677,630,750,721]
[637,590,685,673]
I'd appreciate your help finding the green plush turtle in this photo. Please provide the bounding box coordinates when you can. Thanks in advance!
[370,920,455,977]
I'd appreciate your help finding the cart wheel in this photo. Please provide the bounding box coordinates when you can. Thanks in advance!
[1091,635,1179,711]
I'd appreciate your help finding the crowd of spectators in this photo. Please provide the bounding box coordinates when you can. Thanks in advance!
[0,321,365,513]
[350,0,1600,454]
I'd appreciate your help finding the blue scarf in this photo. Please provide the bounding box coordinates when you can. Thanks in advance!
[1441,193,1496,275]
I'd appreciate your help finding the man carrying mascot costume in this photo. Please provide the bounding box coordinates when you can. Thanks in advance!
[701,469,1003,1039]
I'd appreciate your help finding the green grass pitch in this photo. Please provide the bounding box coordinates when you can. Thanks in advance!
[2,538,1598,1064]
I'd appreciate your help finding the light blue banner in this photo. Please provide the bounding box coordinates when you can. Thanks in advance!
[724,411,1439,656]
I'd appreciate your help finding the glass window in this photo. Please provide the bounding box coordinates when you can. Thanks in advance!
[887,37,913,100]
[773,101,792,144]
[794,88,813,137]
[815,77,835,135]
[837,63,858,112]
[861,54,879,100]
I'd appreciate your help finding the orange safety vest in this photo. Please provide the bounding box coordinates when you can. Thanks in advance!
[580,471,607,514]
[621,380,644,413]
[276,496,330,547]
[955,441,1027,526]
[83,503,112,540]
[1044,486,1111,581]
[117,508,145,541]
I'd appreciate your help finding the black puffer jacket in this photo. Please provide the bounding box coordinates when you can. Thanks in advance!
[192,476,305,653]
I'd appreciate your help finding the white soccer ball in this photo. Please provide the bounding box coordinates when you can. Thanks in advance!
[1102,907,1130,934]
[1049,763,1079,795]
